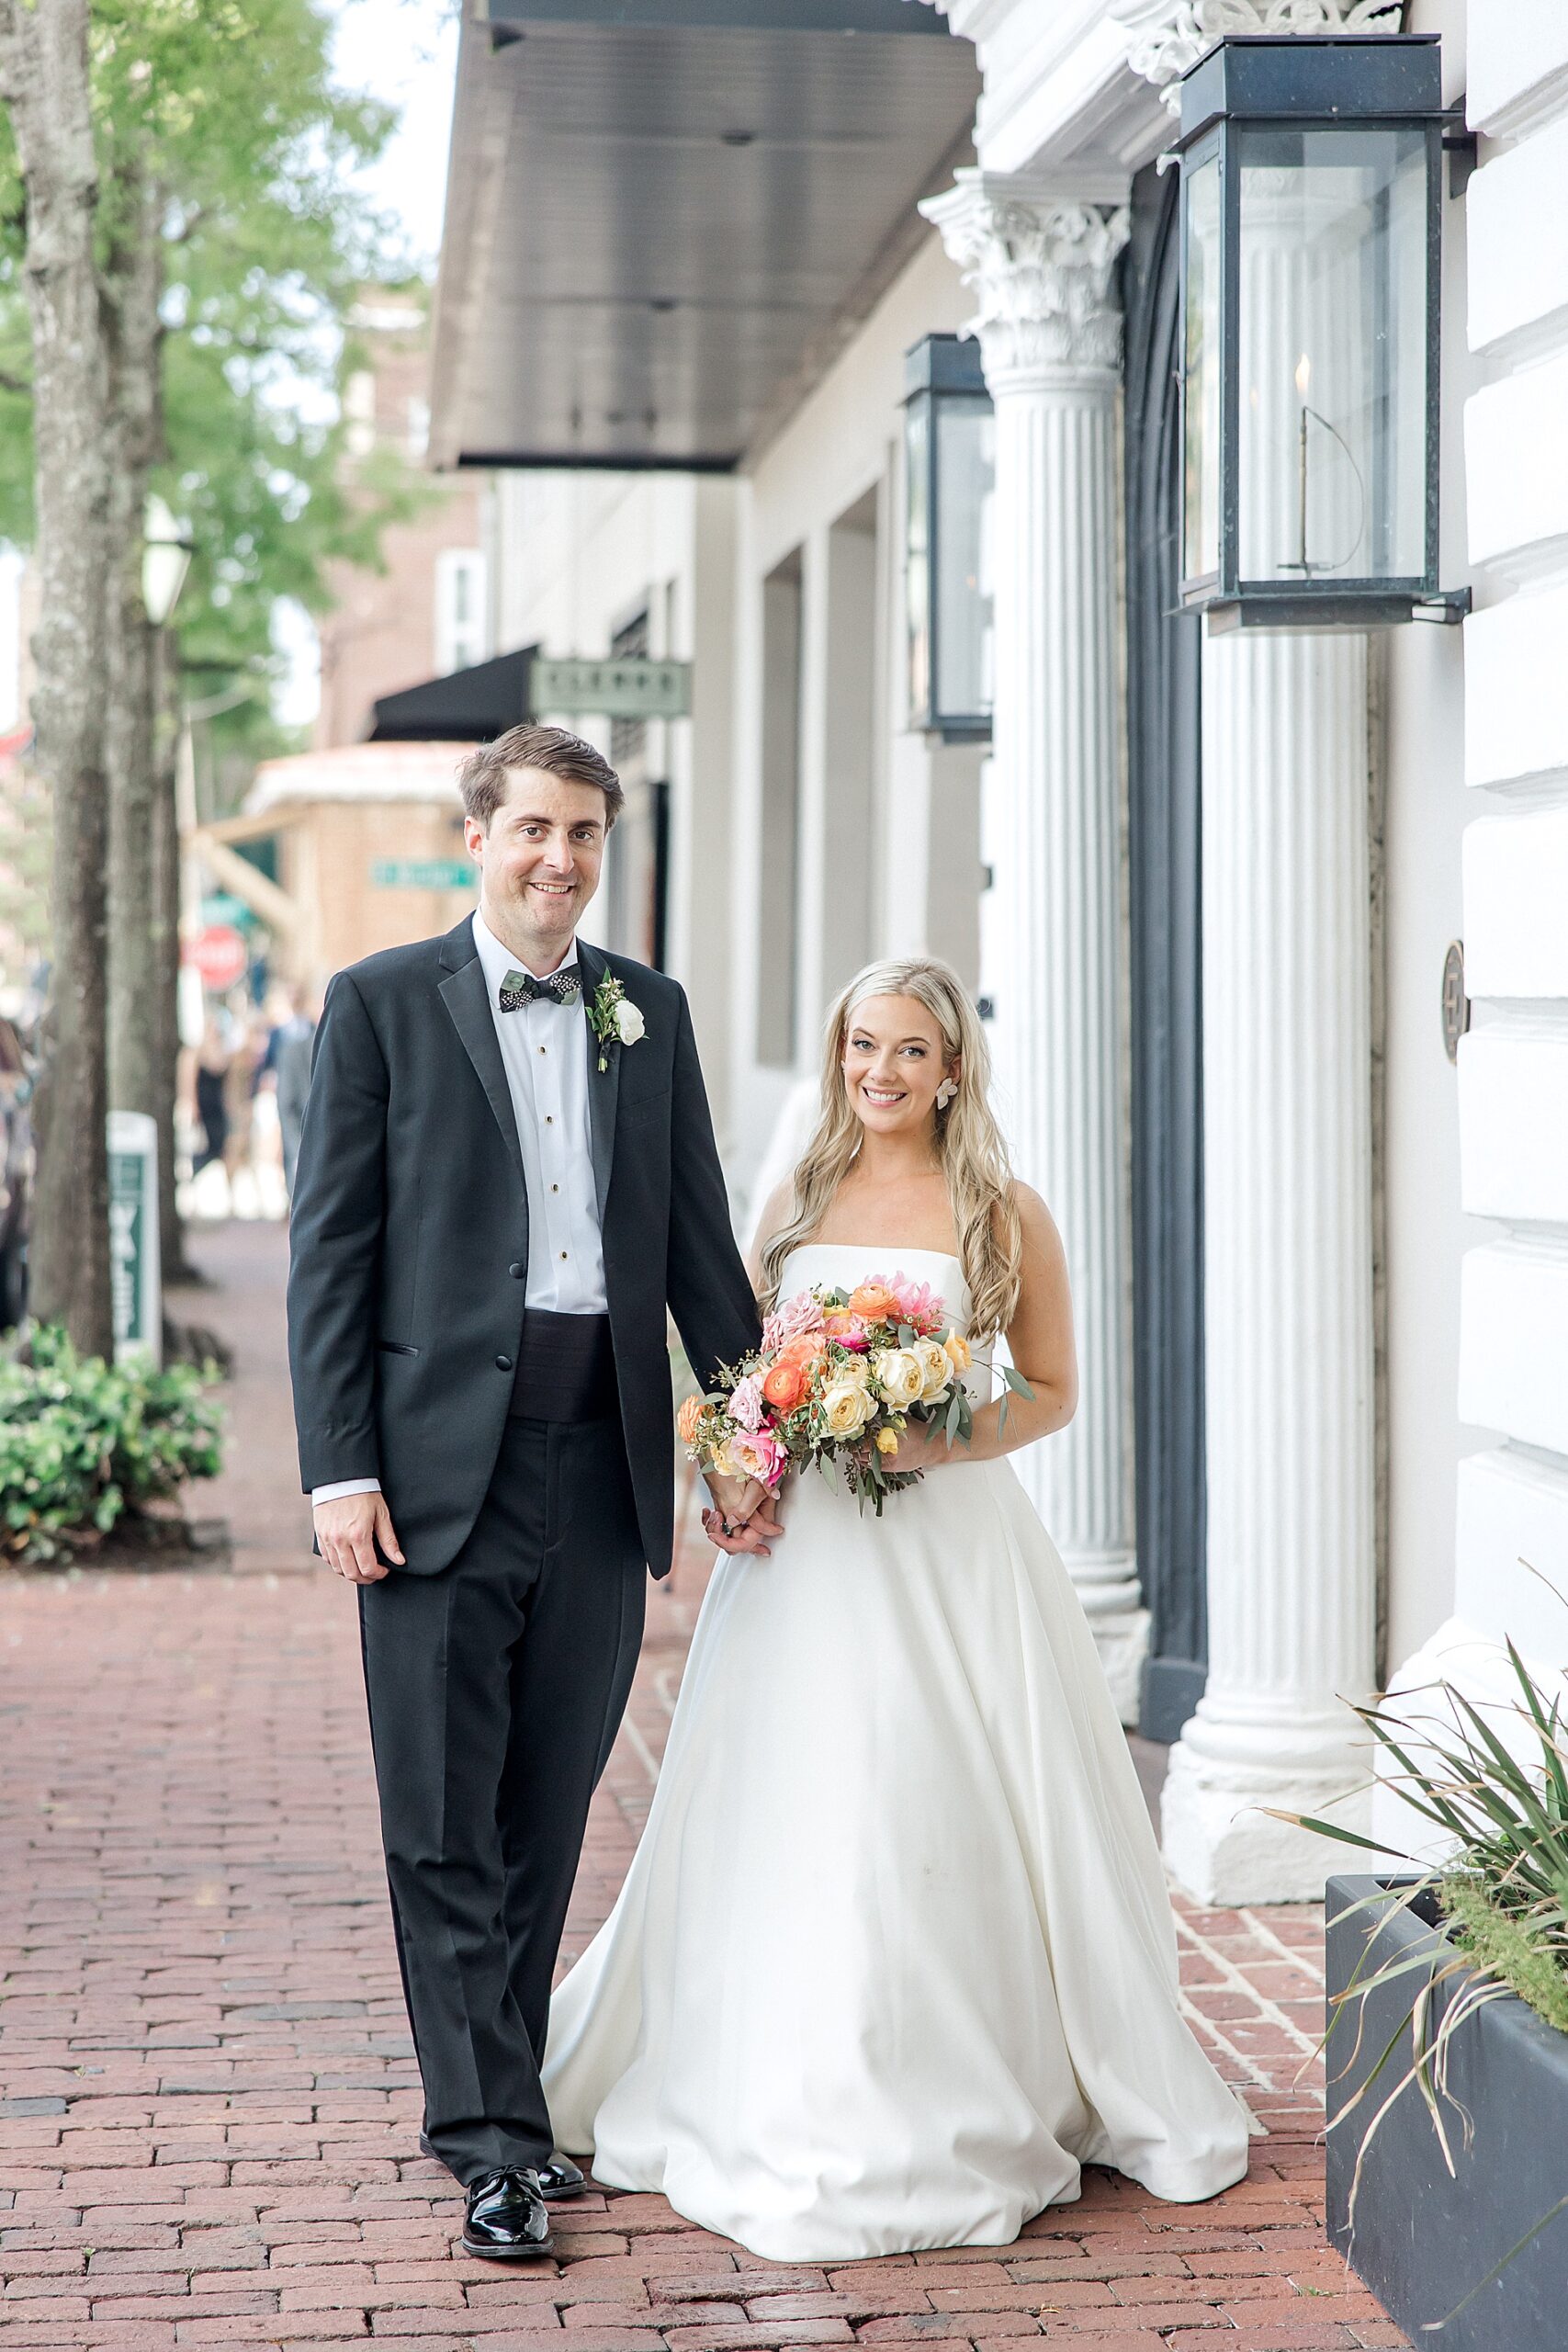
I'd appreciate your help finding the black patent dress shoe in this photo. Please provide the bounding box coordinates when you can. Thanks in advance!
[422,2133,585,2200]
[461,2168,555,2260]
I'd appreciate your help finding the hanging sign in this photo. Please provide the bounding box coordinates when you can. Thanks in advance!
[530,655,691,721]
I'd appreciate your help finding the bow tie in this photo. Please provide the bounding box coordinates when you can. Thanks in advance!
[499,965,581,1012]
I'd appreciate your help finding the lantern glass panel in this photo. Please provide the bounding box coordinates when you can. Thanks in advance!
[1236,123,1428,587]
[906,390,931,725]
[933,393,994,727]
[1182,147,1223,585]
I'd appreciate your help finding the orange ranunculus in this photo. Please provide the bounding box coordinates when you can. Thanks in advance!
[849,1281,898,1321]
[780,1330,827,1365]
[677,1393,705,1446]
[761,1355,808,1413]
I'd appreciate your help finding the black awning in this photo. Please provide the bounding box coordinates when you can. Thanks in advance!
[367,648,536,742]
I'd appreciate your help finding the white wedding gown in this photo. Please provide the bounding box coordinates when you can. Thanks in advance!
[543,1244,1251,2260]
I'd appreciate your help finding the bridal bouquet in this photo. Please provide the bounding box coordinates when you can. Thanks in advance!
[679,1272,1025,1516]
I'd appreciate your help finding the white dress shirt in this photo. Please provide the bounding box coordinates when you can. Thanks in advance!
[312,910,608,1508]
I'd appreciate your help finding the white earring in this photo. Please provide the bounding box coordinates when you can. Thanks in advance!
[935,1077,958,1111]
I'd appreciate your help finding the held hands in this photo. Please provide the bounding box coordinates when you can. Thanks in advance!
[702,1471,785,1558]
[314,1491,404,1584]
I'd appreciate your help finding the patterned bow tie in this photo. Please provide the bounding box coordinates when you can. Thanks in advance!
[498,965,581,1012]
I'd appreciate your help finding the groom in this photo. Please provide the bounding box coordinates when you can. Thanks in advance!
[287,723,769,2259]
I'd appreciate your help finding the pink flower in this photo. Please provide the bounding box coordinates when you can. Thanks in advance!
[761,1289,826,1353]
[728,1373,767,1434]
[729,1427,787,1488]
[890,1274,945,1336]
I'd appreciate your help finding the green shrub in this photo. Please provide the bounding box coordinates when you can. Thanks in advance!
[0,1325,225,1564]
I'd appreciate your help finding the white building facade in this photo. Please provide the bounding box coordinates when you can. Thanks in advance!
[434,0,1568,1900]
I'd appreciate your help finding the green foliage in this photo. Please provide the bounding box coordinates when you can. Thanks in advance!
[0,1323,224,1564]
[1439,1871,1568,2036]
[0,0,428,775]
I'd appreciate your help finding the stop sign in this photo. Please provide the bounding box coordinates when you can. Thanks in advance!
[185,923,248,991]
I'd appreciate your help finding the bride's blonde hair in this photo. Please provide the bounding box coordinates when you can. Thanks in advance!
[759,956,1023,1339]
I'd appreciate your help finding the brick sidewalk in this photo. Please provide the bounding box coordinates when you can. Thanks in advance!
[1,1222,1404,2351]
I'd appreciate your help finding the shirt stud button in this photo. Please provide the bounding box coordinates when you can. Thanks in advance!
[495,1354,513,1373]
[559,1250,568,1261]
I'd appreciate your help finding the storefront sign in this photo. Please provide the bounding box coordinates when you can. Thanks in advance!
[370,858,475,891]
[107,1111,161,1365]
[530,655,692,721]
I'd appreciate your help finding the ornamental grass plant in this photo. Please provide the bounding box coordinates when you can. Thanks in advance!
[1274,1603,1568,2315]
[0,1325,224,1564]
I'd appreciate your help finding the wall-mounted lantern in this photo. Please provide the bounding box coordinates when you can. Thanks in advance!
[905,333,994,738]
[1173,34,1466,632]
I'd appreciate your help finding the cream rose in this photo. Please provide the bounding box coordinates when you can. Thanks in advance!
[912,1338,953,1403]
[615,999,647,1046]
[943,1332,973,1376]
[820,1379,875,1439]
[873,1348,925,1408]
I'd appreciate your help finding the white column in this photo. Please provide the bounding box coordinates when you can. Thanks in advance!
[925,177,1145,1718]
[1111,0,1382,1897]
[1159,626,1377,1902]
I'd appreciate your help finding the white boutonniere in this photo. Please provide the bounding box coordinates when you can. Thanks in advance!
[587,969,645,1073]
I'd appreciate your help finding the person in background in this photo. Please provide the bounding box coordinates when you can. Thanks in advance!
[192,1017,231,1178]
[274,983,318,1203]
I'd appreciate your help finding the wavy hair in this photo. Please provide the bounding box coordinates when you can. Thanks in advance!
[758,956,1024,1340]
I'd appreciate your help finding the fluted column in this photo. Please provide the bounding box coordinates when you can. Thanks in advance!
[1115,0,1381,1897]
[924,176,1145,1717]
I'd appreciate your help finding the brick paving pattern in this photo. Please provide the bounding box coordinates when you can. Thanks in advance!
[2,1224,1406,2350]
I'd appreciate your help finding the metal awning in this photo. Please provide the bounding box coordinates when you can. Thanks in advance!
[430,0,978,472]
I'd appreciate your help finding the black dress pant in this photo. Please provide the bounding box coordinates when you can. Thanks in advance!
[358,1414,646,2184]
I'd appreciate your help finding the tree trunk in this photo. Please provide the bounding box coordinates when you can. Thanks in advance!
[105,167,164,1134]
[0,0,112,1356]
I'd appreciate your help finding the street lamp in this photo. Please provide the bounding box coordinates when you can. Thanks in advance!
[1173,33,1465,631]
[142,492,195,628]
[904,333,994,738]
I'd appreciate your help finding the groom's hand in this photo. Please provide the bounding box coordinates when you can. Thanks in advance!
[315,1492,404,1584]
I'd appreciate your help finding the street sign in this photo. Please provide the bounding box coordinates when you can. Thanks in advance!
[185,924,248,991]
[107,1111,161,1365]
[530,655,692,721]
[200,892,257,933]
[369,858,475,891]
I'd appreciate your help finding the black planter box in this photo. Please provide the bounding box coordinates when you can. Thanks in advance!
[1325,1873,1568,2348]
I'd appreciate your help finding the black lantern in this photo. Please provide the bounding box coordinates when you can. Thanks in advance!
[905,333,994,738]
[1174,34,1464,631]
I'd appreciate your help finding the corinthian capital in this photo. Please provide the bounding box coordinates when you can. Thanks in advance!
[1109,0,1404,109]
[921,174,1131,390]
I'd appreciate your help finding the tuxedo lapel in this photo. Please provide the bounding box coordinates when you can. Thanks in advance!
[577,941,620,1225]
[436,931,526,1196]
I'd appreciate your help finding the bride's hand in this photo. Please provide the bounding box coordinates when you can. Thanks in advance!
[703,1472,785,1556]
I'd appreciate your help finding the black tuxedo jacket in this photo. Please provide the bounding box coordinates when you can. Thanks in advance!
[286,920,760,1577]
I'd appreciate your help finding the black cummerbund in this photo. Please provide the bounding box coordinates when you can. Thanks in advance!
[508,1307,618,1423]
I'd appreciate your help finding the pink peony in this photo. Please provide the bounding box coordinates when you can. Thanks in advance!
[761,1288,826,1354]
[890,1274,946,1336]
[728,1372,767,1433]
[729,1427,788,1488]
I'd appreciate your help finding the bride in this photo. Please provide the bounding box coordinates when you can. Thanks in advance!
[543,955,1250,2260]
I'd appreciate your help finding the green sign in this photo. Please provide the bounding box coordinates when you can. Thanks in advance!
[107,1111,160,1362]
[370,858,475,891]
[200,892,258,932]
[531,655,692,721]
